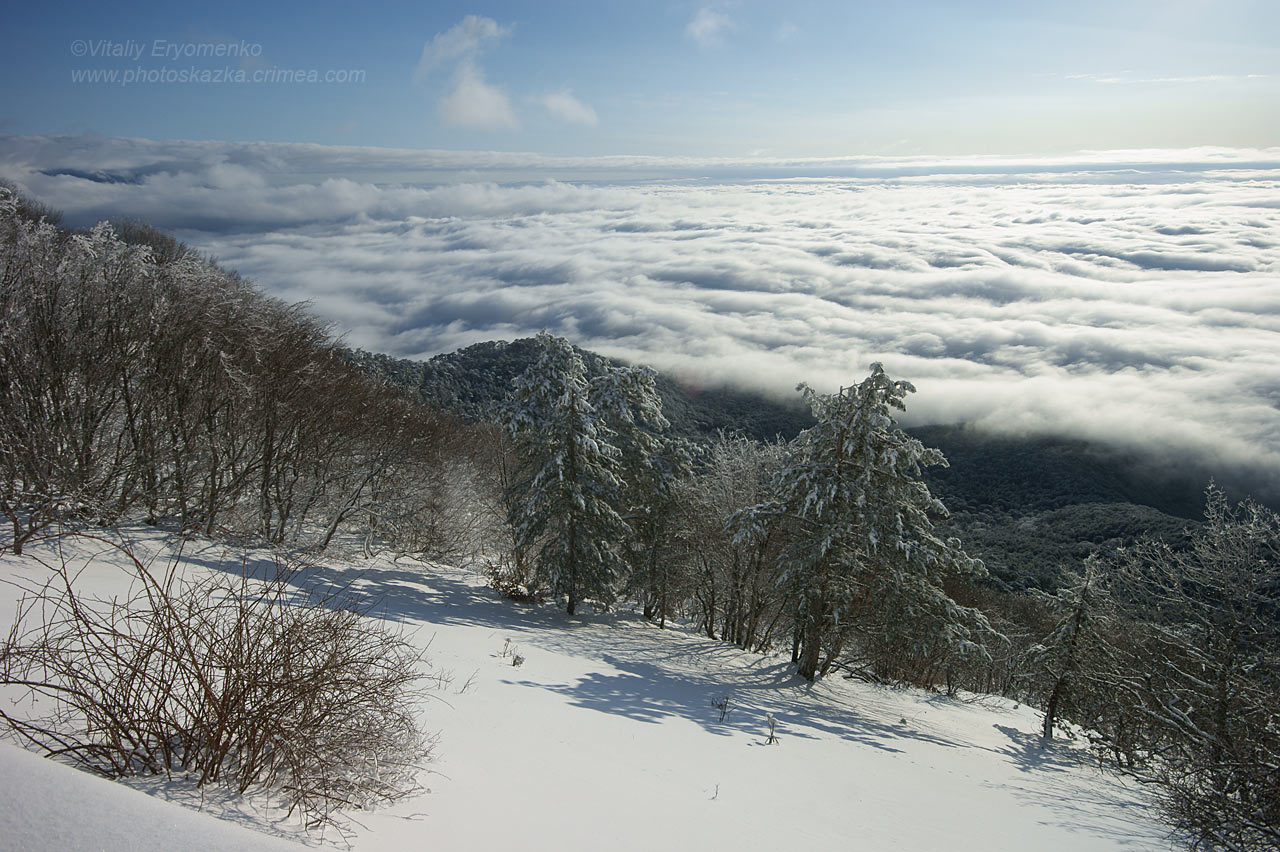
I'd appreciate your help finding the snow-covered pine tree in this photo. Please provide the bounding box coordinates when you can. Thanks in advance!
[748,363,990,681]
[502,333,631,615]
[588,363,695,627]
[621,432,695,627]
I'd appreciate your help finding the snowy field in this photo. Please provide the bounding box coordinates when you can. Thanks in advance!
[0,529,1173,851]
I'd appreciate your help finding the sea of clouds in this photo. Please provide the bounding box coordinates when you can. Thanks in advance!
[3,134,1278,486]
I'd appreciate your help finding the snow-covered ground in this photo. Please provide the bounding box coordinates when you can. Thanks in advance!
[0,529,1172,851]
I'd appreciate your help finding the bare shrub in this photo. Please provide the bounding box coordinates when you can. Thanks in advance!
[485,554,544,604]
[0,533,433,831]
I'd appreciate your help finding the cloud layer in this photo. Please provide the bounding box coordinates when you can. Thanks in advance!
[3,134,1278,485]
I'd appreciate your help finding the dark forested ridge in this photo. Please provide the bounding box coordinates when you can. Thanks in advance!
[347,340,816,443]
[350,340,1256,589]
[913,426,1215,588]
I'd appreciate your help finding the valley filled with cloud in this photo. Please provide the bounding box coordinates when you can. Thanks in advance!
[4,135,1278,482]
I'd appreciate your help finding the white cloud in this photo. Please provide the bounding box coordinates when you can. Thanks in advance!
[686,8,733,47]
[412,15,518,131]
[1065,71,1262,86]
[439,63,519,130]
[537,90,598,126]
[412,15,509,84]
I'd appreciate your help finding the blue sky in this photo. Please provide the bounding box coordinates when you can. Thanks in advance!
[3,0,1278,156]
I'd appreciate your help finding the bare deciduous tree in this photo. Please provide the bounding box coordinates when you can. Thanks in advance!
[1101,487,1280,851]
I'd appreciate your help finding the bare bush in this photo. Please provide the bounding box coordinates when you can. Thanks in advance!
[0,533,433,831]
[485,554,544,603]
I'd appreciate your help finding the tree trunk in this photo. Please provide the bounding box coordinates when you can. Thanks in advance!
[798,591,824,681]
[1043,677,1064,739]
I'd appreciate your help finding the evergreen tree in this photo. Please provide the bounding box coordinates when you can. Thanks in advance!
[502,333,639,614]
[622,432,696,627]
[582,360,692,625]
[744,364,990,681]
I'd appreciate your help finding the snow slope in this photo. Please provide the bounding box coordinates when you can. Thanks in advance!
[0,530,1172,851]
[0,740,309,852]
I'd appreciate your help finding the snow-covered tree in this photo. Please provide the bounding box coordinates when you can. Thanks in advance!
[686,433,788,648]
[742,364,990,681]
[582,363,693,625]
[1027,555,1114,739]
[1101,486,1280,850]
[502,333,633,614]
[620,432,695,627]
[0,186,471,553]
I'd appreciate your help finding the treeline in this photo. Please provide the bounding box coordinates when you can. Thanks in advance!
[348,339,818,444]
[0,186,494,556]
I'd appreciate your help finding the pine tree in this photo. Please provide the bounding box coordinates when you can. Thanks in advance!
[501,333,634,614]
[580,360,692,626]
[622,432,696,627]
[746,364,990,681]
